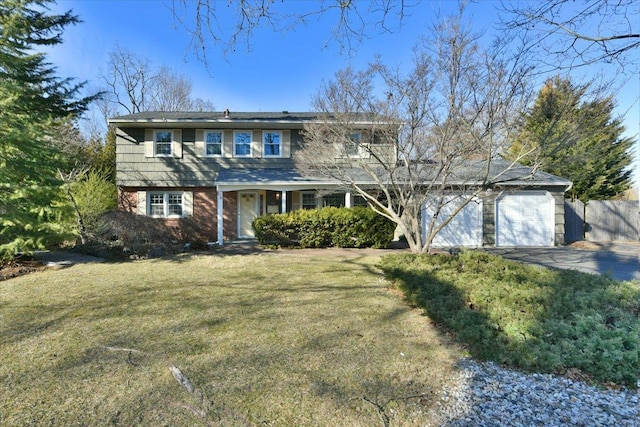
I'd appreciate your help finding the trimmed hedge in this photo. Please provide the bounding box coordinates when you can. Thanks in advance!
[253,207,395,249]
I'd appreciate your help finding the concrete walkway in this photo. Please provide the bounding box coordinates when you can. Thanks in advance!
[34,250,106,268]
[483,243,639,282]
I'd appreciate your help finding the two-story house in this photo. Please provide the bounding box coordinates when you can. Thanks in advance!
[111,111,369,247]
[110,111,572,248]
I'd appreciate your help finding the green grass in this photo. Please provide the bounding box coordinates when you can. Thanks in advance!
[1,251,463,426]
[379,250,639,388]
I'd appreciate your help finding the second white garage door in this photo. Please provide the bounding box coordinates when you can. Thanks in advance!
[496,191,554,247]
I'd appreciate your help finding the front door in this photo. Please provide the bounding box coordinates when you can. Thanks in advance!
[238,192,258,238]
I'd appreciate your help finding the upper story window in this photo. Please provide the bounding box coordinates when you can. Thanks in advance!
[155,130,173,156]
[263,131,281,157]
[205,131,223,156]
[234,131,252,157]
[149,192,183,217]
[345,132,361,157]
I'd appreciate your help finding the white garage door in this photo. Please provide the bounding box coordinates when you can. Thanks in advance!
[496,191,554,247]
[423,196,483,247]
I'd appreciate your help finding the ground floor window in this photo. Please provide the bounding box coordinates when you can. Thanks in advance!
[322,194,345,207]
[353,195,369,207]
[149,192,183,217]
[301,192,317,209]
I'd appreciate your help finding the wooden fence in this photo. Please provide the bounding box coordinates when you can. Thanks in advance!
[565,200,640,242]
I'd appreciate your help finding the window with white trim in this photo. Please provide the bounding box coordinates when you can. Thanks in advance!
[234,131,252,157]
[301,192,317,209]
[263,131,281,157]
[323,193,345,207]
[345,132,361,157]
[354,195,369,207]
[205,131,223,156]
[155,130,173,156]
[149,192,183,217]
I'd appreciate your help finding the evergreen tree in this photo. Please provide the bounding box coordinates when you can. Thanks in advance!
[0,0,95,259]
[511,76,634,201]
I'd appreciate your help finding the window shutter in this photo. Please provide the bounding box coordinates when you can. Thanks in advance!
[333,143,342,158]
[282,130,291,158]
[173,129,183,158]
[223,130,233,157]
[183,191,193,217]
[137,191,147,215]
[359,143,371,159]
[195,130,204,158]
[251,130,260,158]
[144,129,154,157]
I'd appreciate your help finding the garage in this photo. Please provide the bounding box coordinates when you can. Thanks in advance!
[423,196,483,247]
[495,191,554,247]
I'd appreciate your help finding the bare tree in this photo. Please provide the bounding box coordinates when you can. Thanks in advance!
[295,13,539,254]
[101,45,153,114]
[100,47,215,116]
[149,66,215,112]
[500,0,639,71]
[171,0,418,59]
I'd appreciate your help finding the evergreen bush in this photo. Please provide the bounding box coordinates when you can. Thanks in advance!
[253,207,395,249]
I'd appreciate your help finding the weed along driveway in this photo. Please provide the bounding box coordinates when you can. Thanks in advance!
[483,243,640,281]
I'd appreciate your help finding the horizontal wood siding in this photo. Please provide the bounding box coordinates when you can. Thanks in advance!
[117,126,297,187]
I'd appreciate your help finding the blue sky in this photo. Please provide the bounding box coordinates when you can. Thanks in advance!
[46,0,638,187]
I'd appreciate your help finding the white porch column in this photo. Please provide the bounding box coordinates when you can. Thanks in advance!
[217,189,224,246]
[281,190,287,213]
[345,191,352,208]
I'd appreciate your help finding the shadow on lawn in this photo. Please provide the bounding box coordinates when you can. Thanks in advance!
[378,252,639,388]
[379,256,503,362]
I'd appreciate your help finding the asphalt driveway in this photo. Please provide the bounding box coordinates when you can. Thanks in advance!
[483,243,640,282]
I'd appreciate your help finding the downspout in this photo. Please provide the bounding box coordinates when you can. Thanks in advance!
[217,186,224,246]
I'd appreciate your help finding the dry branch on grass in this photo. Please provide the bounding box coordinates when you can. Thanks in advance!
[169,365,211,423]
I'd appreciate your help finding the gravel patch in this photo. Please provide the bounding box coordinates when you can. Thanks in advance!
[429,358,638,426]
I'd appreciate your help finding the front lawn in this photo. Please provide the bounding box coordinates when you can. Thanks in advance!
[380,250,639,388]
[0,251,463,426]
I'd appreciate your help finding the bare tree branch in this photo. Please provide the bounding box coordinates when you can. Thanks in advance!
[100,45,153,114]
[100,47,215,117]
[171,0,419,60]
[500,0,639,71]
[295,10,539,253]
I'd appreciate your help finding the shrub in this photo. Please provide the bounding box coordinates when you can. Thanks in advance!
[379,251,639,388]
[71,211,181,258]
[70,172,118,233]
[253,207,395,249]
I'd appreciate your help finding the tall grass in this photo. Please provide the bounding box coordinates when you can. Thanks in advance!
[380,250,639,388]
